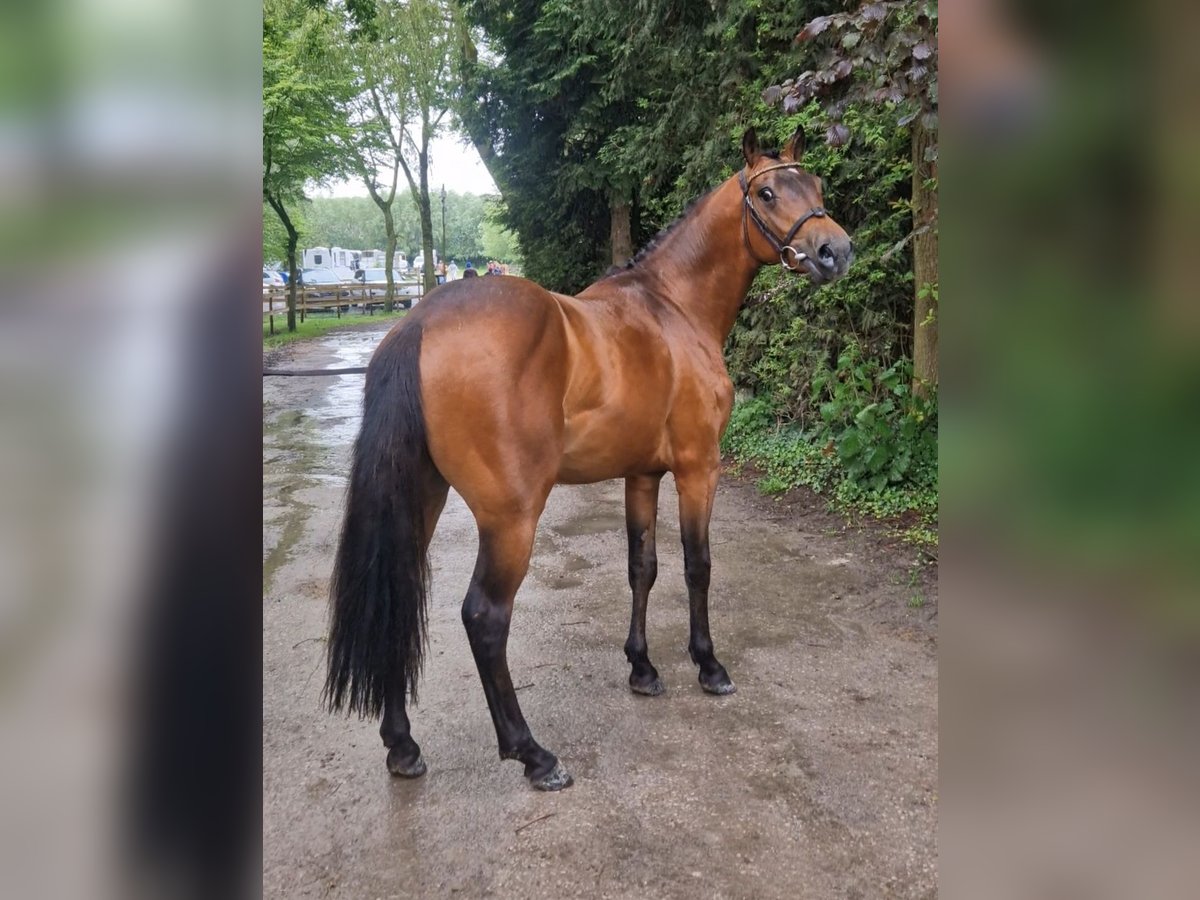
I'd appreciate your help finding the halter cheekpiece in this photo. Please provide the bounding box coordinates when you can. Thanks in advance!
[739,162,826,272]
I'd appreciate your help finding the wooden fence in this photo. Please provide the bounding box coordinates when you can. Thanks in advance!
[263,280,426,335]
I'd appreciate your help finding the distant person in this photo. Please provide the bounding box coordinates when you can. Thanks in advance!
[463,260,478,278]
[447,260,459,280]
[436,260,447,285]
[500,263,510,275]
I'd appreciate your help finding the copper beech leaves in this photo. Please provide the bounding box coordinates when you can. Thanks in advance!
[768,0,937,149]
[862,3,889,22]
[825,123,852,147]
[797,16,833,42]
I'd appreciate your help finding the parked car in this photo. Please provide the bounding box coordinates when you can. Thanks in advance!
[333,266,357,283]
[263,269,287,314]
[297,267,353,310]
[354,268,422,308]
[299,267,344,295]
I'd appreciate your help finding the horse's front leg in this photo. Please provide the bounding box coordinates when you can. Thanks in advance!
[624,474,665,695]
[675,465,736,695]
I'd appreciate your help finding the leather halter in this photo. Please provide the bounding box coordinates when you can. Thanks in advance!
[739,163,827,273]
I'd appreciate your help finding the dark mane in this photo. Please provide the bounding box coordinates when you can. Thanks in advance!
[601,189,715,280]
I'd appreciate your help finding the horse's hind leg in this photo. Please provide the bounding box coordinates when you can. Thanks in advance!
[381,472,449,777]
[463,508,573,791]
[624,474,665,695]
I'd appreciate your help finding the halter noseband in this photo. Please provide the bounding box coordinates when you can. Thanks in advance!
[739,163,827,273]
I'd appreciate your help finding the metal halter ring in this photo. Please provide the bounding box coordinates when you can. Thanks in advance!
[780,245,807,272]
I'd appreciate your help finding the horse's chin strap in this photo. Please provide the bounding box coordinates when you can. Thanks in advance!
[739,165,827,276]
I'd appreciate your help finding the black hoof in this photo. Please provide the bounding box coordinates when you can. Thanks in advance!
[386,746,428,778]
[529,761,574,791]
[700,668,736,695]
[630,673,666,696]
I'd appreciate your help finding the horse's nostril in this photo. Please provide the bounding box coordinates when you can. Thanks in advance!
[818,243,835,262]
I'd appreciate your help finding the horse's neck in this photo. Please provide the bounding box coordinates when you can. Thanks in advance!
[646,177,762,345]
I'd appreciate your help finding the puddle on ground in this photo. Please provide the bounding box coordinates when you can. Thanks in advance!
[264,327,392,593]
[545,575,585,590]
[562,553,596,572]
[551,510,625,537]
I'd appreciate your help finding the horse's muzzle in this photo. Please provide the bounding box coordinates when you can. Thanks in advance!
[816,237,854,280]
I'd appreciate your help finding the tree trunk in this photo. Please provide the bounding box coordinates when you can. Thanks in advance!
[286,233,298,333]
[610,198,633,266]
[382,205,397,313]
[911,121,938,397]
[419,146,436,294]
[266,193,300,332]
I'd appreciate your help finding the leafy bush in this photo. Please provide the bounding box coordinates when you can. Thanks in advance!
[723,388,936,528]
[722,341,937,531]
[814,341,936,494]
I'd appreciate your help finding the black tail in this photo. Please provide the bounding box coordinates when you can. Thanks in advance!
[324,321,433,717]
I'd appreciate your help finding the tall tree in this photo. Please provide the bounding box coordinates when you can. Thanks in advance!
[340,0,460,297]
[395,0,460,292]
[456,0,798,289]
[768,0,939,395]
[262,0,351,331]
[457,2,610,288]
[331,1,413,309]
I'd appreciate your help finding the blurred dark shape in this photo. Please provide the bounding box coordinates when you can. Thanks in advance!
[0,1,261,897]
[944,0,1200,894]
[122,234,261,899]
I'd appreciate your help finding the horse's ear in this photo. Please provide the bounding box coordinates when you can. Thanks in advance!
[784,123,806,161]
[742,128,761,166]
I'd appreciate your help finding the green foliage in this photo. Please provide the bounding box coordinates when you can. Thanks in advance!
[276,192,489,263]
[457,0,820,290]
[329,0,463,292]
[480,200,522,264]
[722,355,938,536]
[263,0,356,328]
[722,396,937,536]
[456,0,616,290]
[262,0,353,206]
[814,341,936,493]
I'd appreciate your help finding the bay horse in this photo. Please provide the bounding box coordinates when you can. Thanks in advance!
[324,125,853,790]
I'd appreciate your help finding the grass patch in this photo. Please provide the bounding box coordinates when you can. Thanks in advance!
[263,309,407,348]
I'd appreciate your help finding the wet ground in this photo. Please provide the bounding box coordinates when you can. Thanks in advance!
[263,322,938,899]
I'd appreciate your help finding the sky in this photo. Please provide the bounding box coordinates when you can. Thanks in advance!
[312,128,499,199]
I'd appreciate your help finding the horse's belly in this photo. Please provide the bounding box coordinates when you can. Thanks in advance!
[556,409,669,484]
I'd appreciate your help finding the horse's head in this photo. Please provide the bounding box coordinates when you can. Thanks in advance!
[739,126,853,284]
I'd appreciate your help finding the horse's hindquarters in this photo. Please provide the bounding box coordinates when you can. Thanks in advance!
[417,280,571,516]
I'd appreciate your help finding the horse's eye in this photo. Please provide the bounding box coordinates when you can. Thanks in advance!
[758,188,774,202]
